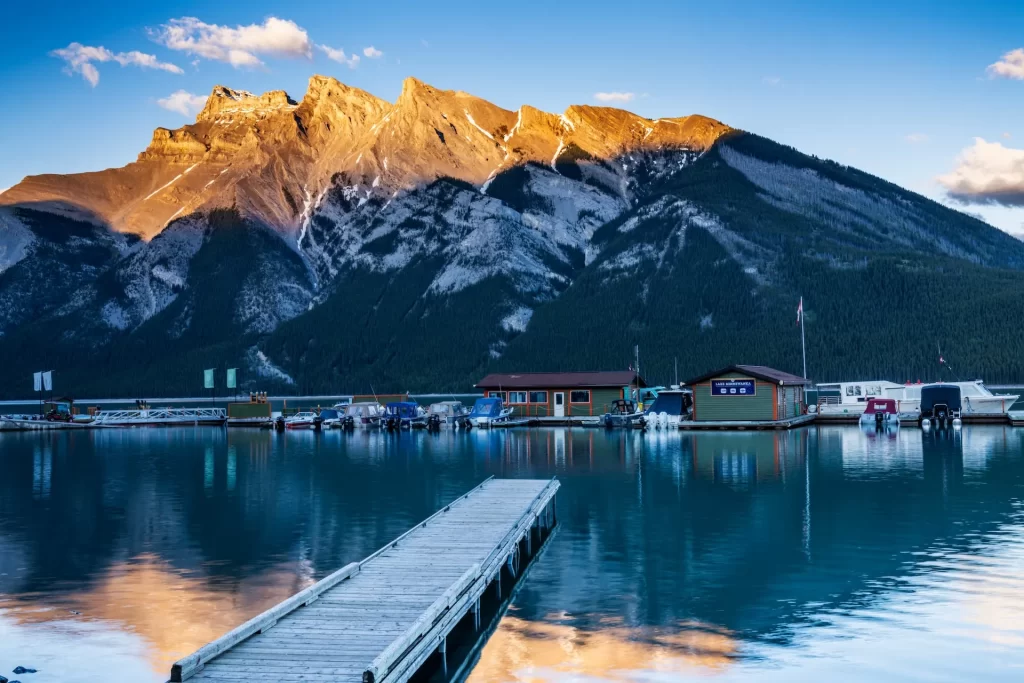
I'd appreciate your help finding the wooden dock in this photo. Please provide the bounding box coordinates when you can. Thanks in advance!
[168,477,560,683]
[677,413,817,430]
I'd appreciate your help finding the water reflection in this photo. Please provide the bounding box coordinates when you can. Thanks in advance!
[0,426,1022,681]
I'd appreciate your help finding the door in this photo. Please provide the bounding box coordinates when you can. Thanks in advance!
[554,392,565,417]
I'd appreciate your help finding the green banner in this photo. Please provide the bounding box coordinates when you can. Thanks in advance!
[226,368,237,389]
[204,368,214,389]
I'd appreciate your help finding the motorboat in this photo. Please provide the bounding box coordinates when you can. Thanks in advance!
[382,402,423,431]
[884,380,1017,420]
[859,397,900,428]
[814,381,906,418]
[468,397,513,428]
[284,411,321,430]
[317,408,344,429]
[644,389,692,429]
[428,401,472,429]
[335,402,383,430]
[919,384,962,428]
[601,399,646,429]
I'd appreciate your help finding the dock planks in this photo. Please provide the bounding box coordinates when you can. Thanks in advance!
[169,477,559,683]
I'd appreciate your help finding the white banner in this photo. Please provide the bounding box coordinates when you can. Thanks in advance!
[33,372,42,392]
[42,371,53,392]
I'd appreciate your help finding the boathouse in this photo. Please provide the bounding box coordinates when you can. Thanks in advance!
[685,365,810,424]
[475,371,646,418]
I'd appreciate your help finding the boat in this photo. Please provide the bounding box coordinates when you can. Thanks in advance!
[919,384,962,428]
[467,397,514,428]
[427,401,473,429]
[814,381,906,418]
[382,402,423,431]
[334,402,383,430]
[317,408,344,429]
[859,397,900,428]
[884,381,1017,420]
[601,399,646,429]
[284,411,321,430]
[644,388,692,429]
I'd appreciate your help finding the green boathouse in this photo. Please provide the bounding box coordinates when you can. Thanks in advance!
[475,371,646,418]
[686,365,809,423]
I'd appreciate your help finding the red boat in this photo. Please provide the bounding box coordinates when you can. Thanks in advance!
[860,397,900,426]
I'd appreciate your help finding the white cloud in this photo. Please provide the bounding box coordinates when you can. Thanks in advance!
[1003,132,1013,140]
[988,48,1024,80]
[157,90,209,116]
[153,16,312,68]
[318,44,359,68]
[593,92,635,103]
[50,42,183,86]
[762,76,782,86]
[363,46,383,58]
[905,133,929,144]
[938,137,1024,207]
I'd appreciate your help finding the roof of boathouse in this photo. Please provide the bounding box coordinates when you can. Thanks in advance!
[684,365,810,386]
[475,371,647,389]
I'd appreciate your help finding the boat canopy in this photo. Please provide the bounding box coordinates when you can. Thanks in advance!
[646,391,690,416]
[319,409,341,420]
[346,402,381,417]
[921,384,962,412]
[429,401,464,416]
[469,397,504,418]
[863,398,898,415]
[608,399,638,415]
[384,402,420,418]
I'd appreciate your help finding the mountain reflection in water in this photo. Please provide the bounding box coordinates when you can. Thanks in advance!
[0,426,1022,682]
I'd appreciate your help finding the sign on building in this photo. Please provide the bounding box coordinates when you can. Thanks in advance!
[204,369,215,389]
[711,379,756,396]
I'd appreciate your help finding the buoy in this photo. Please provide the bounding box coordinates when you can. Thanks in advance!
[953,418,962,428]
[922,418,931,429]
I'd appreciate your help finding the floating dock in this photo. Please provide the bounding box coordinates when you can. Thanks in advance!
[168,477,560,683]
[678,413,817,431]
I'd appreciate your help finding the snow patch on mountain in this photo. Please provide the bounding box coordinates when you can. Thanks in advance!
[247,347,295,385]
[0,209,34,274]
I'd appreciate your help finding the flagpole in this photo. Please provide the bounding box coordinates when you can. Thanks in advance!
[799,297,807,379]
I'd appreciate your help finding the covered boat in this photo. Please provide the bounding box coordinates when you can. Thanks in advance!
[468,397,513,428]
[336,402,383,429]
[382,402,423,431]
[644,389,692,429]
[601,399,645,429]
[920,384,962,428]
[428,401,472,429]
[859,397,899,427]
[318,408,343,429]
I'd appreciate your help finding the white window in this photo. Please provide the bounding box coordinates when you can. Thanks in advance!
[570,390,591,403]
[529,391,548,403]
[508,391,528,404]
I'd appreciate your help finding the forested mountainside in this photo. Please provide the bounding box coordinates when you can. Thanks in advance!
[1,76,1023,398]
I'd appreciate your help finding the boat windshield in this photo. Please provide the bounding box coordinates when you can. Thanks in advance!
[319,409,340,420]
[385,403,419,418]
[470,398,502,418]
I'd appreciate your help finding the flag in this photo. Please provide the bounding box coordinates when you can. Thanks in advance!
[226,368,237,389]
[796,297,804,324]
[204,369,214,389]
[33,372,42,392]
[42,371,53,392]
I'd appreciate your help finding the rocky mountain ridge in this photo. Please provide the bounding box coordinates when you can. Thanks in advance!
[1,76,730,240]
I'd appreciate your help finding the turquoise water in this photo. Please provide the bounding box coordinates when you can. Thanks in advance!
[0,426,1022,681]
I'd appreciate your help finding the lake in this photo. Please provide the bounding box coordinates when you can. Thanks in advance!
[1,426,1022,682]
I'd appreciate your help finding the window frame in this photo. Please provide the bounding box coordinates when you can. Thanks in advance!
[507,391,528,405]
[529,391,549,404]
[569,390,591,404]
[488,391,507,402]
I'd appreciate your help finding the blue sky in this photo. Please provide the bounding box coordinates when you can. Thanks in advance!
[2,0,1023,232]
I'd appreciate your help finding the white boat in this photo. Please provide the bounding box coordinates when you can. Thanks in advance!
[884,380,1018,419]
[815,381,906,418]
[333,402,383,429]
[284,411,320,430]
[428,401,472,429]
[467,397,514,428]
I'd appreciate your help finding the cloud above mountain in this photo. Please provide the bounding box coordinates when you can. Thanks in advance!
[50,43,183,86]
[363,46,383,58]
[157,90,209,116]
[318,45,360,68]
[152,16,312,67]
[594,92,635,103]
[988,48,1024,79]
[938,138,1024,206]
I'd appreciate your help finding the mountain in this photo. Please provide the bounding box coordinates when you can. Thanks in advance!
[2,76,1023,398]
